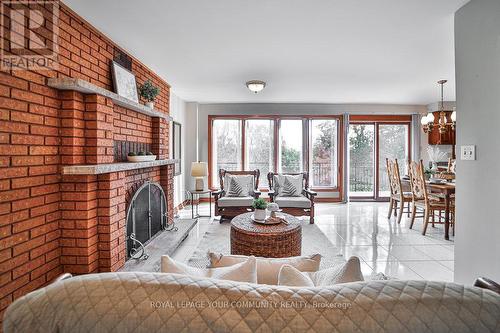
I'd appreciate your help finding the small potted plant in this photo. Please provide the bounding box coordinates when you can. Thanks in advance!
[138,80,160,109]
[127,151,157,162]
[252,198,268,221]
[424,168,435,180]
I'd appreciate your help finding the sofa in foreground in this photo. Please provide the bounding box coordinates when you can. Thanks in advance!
[3,272,500,333]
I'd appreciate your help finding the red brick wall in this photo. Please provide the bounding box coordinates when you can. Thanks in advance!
[0,3,172,322]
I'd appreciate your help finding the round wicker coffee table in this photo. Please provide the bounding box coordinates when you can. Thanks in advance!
[230,212,302,258]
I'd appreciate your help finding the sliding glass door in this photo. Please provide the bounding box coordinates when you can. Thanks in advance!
[349,124,375,198]
[349,118,410,200]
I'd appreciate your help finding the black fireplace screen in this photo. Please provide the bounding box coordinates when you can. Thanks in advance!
[126,182,167,259]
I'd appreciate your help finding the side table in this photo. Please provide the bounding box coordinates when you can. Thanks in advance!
[187,189,212,219]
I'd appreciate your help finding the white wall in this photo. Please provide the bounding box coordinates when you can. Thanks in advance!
[185,103,426,198]
[169,92,188,208]
[454,0,500,284]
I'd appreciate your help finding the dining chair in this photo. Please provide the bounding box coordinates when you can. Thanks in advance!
[447,158,456,173]
[409,160,454,235]
[386,158,412,224]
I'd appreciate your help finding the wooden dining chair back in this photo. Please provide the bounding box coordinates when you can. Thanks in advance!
[386,158,412,224]
[408,160,426,201]
[387,159,402,197]
[409,160,451,235]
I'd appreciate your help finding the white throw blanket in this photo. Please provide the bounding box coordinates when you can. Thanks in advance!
[4,272,500,333]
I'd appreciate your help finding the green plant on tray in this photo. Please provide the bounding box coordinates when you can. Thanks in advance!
[252,198,268,210]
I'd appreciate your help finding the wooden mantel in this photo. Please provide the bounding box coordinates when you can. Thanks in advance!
[62,159,179,175]
[48,78,173,121]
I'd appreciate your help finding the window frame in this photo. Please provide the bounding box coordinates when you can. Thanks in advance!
[208,115,344,196]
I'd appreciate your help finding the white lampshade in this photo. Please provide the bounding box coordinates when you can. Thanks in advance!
[451,109,457,122]
[426,112,435,123]
[420,115,428,125]
[191,162,208,177]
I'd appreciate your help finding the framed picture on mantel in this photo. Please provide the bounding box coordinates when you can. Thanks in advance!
[111,61,139,103]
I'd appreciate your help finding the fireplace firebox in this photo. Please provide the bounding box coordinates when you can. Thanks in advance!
[126,181,168,259]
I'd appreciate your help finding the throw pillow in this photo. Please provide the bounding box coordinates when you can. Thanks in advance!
[161,255,257,283]
[208,252,321,285]
[276,174,303,197]
[225,174,254,197]
[277,256,364,287]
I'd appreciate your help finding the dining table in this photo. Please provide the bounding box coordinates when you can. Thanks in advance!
[402,178,455,240]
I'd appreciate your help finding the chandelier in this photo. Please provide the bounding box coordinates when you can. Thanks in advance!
[421,80,456,134]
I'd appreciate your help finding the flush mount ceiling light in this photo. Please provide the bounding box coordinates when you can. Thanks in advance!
[246,80,266,94]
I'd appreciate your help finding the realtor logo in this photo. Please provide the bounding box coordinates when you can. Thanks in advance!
[1,1,59,70]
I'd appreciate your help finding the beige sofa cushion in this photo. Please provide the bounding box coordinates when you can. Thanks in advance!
[278,256,364,287]
[217,196,253,207]
[208,252,321,285]
[275,196,311,208]
[161,255,257,283]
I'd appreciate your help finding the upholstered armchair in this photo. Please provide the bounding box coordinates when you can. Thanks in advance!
[267,172,317,224]
[212,169,261,222]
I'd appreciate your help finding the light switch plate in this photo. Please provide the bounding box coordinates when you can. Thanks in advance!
[460,145,476,160]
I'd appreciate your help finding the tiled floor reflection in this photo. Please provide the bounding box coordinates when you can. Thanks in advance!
[173,201,454,281]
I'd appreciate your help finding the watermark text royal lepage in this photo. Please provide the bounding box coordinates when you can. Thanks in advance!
[151,300,352,310]
[1,1,59,70]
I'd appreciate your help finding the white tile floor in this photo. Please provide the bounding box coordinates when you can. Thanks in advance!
[172,201,454,281]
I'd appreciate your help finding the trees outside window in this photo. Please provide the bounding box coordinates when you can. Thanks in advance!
[349,124,375,196]
[245,119,274,187]
[310,119,338,187]
[378,125,409,197]
[279,120,303,173]
[211,119,242,185]
[209,116,342,190]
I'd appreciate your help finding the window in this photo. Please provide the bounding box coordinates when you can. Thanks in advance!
[378,124,409,197]
[211,119,242,185]
[279,119,303,173]
[310,119,338,187]
[349,124,375,197]
[209,116,343,192]
[245,119,274,187]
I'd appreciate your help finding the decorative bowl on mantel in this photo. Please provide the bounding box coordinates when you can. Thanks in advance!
[127,155,157,162]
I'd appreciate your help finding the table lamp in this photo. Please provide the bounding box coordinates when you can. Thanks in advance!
[191,162,208,191]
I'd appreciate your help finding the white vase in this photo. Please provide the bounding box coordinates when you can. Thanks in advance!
[146,101,154,109]
[254,209,266,221]
[431,162,438,172]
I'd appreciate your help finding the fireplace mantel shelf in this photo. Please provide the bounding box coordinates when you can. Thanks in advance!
[48,78,173,121]
[62,159,179,175]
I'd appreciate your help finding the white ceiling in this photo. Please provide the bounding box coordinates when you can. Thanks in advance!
[64,0,469,104]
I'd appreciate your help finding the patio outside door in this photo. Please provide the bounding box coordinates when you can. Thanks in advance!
[349,117,410,201]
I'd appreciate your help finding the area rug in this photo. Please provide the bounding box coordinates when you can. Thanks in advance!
[187,221,345,269]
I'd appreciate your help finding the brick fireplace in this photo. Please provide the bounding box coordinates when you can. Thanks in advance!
[55,89,175,274]
[0,3,176,319]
